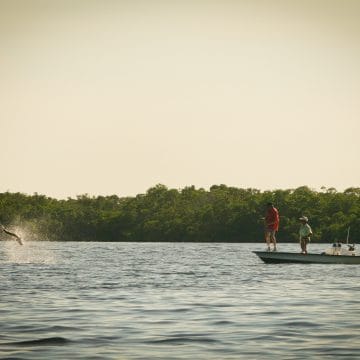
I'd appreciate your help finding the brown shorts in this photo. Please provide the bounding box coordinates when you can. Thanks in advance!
[300,237,310,244]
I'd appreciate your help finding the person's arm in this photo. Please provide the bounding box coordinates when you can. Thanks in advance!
[307,225,313,237]
[301,225,312,239]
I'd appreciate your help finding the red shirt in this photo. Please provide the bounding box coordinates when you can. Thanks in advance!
[265,207,279,231]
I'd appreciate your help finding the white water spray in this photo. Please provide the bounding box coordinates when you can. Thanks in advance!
[0,225,56,264]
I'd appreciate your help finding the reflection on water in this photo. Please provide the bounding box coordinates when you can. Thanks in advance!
[1,242,360,359]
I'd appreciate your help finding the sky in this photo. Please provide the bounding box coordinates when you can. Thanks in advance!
[0,0,359,198]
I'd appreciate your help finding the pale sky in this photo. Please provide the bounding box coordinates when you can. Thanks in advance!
[1,0,359,198]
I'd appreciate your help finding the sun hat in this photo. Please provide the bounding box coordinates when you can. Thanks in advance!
[299,216,308,222]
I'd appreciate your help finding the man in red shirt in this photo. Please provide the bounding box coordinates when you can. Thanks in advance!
[264,202,279,251]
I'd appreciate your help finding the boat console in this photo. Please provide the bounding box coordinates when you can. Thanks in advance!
[323,242,356,256]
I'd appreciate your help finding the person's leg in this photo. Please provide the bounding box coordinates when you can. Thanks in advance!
[300,239,305,254]
[265,231,271,251]
[303,239,308,254]
[270,231,277,251]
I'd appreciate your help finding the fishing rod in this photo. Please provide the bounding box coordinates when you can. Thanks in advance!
[1,224,23,245]
[346,226,350,244]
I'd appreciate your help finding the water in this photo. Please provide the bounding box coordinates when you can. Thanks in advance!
[1,241,360,359]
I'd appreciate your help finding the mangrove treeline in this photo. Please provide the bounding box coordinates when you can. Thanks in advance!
[0,185,359,242]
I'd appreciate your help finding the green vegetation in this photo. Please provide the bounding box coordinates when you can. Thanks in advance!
[0,185,359,242]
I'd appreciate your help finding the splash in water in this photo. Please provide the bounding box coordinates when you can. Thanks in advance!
[1,241,57,264]
[0,226,56,264]
[1,224,22,245]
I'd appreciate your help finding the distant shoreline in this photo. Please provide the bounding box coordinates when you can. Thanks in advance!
[1,185,359,243]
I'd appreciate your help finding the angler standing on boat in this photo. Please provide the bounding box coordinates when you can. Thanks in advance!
[299,216,312,254]
[264,202,279,252]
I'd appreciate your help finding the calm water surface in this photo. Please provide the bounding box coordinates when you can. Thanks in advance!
[1,242,360,359]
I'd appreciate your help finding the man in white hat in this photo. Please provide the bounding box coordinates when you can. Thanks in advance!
[299,216,312,254]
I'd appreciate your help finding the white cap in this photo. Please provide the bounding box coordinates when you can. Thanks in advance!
[299,216,308,222]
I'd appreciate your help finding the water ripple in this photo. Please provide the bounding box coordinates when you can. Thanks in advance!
[4,336,70,346]
[1,242,360,359]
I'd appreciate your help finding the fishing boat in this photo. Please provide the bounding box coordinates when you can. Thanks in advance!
[254,227,360,264]
[253,246,360,264]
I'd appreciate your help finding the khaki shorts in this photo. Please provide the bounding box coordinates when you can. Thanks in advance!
[300,237,310,244]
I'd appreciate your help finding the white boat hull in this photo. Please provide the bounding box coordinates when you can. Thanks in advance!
[253,251,360,264]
